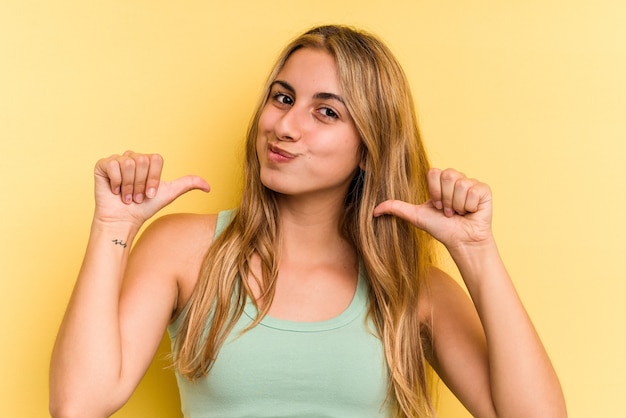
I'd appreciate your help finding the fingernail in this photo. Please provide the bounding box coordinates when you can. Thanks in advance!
[444,208,454,217]
[114,186,120,194]
[135,193,144,203]
[434,201,443,210]
[146,188,156,198]
[124,194,132,203]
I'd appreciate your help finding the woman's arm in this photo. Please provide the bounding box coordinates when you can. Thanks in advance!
[374,168,567,417]
[49,152,210,418]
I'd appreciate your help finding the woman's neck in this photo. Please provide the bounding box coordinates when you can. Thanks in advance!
[275,194,354,264]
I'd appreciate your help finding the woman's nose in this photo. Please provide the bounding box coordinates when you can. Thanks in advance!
[274,107,303,142]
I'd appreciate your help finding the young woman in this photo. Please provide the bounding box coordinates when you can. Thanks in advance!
[50,25,566,417]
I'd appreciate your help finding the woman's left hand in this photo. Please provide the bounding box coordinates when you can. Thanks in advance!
[373,168,494,252]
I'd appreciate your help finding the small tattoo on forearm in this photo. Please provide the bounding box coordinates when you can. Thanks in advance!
[112,239,127,248]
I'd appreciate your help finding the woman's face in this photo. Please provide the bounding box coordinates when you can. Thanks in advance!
[256,48,362,201]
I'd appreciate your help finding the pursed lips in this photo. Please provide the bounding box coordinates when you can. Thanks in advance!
[268,143,297,159]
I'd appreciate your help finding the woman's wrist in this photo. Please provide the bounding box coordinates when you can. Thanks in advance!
[446,236,507,288]
[89,217,142,248]
[446,234,498,264]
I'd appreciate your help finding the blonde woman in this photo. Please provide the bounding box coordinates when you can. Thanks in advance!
[50,25,566,417]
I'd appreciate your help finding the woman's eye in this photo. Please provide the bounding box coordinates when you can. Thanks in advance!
[320,107,339,119]
[272,92,293,106]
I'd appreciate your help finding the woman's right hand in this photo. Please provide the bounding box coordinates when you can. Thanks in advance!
[93,151,211,228]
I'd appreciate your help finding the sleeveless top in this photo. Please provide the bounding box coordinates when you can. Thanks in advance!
[168,210,391,417]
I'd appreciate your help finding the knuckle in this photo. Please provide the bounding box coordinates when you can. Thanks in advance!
[440,168,458,181]
[150,153,163,164]
[467,186,480,200]
[146,178,159,188]
[105,159,120,172]
[428,167,441,178]
[121,158,136,170]
[134,154,149,166]
[182,176,196,188]
[457,178,473,192]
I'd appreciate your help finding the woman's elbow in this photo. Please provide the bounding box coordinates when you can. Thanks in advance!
[49,391,125,418]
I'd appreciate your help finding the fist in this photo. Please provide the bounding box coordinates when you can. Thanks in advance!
[374,168,493,249]
[93,151,210,226]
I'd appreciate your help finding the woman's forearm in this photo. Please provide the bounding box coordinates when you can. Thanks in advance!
[49,220,140,417]
[449,240,567,417]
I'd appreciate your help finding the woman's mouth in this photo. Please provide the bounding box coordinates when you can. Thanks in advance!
[268,143,296,161]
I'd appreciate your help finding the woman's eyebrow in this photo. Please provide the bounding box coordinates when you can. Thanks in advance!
[313,92,345,105]
[271,80,295,95]
[271,80,345,105]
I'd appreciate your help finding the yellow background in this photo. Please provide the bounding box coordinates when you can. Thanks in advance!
[1,1,624,417]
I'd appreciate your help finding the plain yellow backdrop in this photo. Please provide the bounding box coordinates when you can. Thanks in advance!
[1,1,624,417]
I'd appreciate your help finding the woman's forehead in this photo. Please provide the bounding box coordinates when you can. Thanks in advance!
[274,48,341,94]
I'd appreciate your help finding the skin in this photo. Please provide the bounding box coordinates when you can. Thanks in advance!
[257,49,362,201]
[251,49,363,320]
[49,48,566,417]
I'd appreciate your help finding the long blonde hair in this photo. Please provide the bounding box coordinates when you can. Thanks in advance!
[174,25,436,417]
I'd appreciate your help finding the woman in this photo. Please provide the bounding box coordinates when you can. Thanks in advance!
[50,25,566,417]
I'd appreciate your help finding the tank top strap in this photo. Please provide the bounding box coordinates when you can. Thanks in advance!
[215,209,236,237]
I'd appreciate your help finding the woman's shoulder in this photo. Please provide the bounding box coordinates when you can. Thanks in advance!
[143,212,218,243]
[131,213,220,313]
[130,212,217,259]
[137,212,219,269]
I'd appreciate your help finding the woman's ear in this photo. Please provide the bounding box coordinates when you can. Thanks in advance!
[359,146,367,171]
